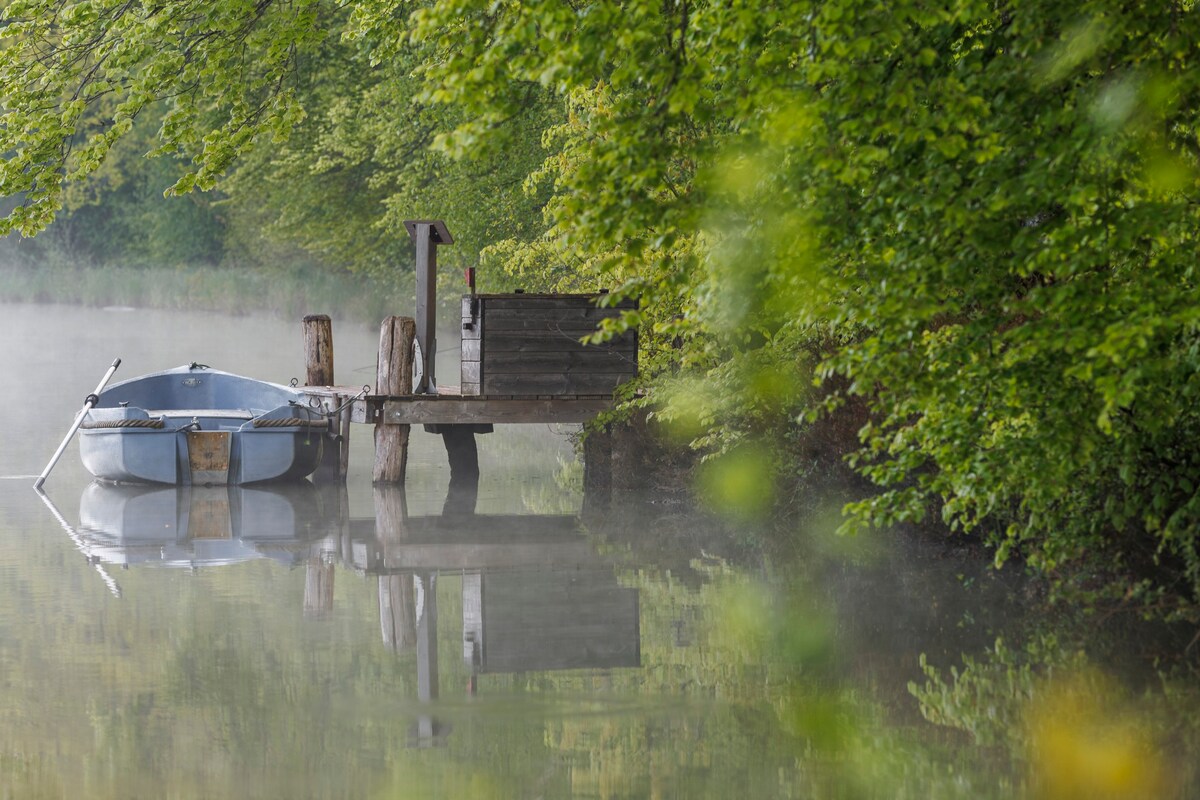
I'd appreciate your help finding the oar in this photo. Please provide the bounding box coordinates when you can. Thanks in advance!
[33,357,121,490]
[33,488,122,598]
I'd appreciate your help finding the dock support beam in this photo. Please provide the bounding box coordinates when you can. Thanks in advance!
[404,219,453,394]
[375,316,416,483]
[440,425,485,516]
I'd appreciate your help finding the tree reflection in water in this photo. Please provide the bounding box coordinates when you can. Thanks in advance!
[10,464,1200,798]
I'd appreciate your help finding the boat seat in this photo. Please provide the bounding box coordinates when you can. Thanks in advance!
[150,409,257,420]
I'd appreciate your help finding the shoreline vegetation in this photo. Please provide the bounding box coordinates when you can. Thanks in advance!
[0,0,1196,631]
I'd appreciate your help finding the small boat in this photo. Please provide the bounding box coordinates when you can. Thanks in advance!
[79,363,327,485]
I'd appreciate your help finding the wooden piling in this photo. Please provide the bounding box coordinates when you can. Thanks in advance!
[304,314,345,482]
[303,314,334,386]
[375,316,416,483]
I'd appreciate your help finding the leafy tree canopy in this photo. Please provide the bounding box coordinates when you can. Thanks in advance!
[0,0,321,234]
[5,0,1200,612]
[406,0,1200,612]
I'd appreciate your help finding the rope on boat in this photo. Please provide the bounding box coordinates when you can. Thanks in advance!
[82,416,327,430]
[80,418,165,429]
[252,417,330,429]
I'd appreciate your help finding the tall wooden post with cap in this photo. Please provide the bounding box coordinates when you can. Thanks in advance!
[404,219,453,395]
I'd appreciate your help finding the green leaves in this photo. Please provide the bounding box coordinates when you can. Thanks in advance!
[737,0,1200,610]
[403,0,1200,610]
[0,0,325,235]
[5,0,1200,610]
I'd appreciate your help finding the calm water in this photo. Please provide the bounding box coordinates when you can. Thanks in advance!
[0,303,1197,799]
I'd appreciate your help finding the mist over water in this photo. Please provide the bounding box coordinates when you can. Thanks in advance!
[0,303,1196,798]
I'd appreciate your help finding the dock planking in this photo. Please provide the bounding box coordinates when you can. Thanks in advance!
[300,385,615,425]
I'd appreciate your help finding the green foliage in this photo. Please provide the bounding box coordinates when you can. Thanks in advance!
[0,0,551,287]
[911,635,1198,796]
[403,0,1200,610]
[6,0,1200,609]
[0,0,319,235]
[909,637,1084,748]
[784,2,1200,611]
[222,5,557,281]
[54,108,229,267]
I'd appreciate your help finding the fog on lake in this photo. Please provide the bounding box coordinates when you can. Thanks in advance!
[0,303,1195,799]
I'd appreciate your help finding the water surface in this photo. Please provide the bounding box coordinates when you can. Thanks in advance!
[0,303,1196,798]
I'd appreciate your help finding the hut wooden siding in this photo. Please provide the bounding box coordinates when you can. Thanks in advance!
[461,294,637,396]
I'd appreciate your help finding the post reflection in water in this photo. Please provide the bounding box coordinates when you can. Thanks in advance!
[356,468,642,747]
[56,465,642,752]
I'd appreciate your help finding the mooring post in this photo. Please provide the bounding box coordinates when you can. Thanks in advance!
[303,314,334,386]
[375,315,417,483]
[303,314,346,482]
[404,219,453,394]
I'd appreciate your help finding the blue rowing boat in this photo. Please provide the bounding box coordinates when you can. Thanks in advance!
[79,363,326,485]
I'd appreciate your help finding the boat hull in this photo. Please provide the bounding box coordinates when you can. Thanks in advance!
[80,425,323,485]
[78,365,326,485]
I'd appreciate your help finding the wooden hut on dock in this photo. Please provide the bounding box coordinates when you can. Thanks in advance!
[300,220,639,488]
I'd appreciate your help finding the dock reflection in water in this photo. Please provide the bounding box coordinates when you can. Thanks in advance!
[57,477,642,750]
[342,485,642,746]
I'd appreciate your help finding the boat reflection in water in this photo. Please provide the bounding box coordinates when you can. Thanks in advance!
[63,478,643,749]
[76,481,331,568]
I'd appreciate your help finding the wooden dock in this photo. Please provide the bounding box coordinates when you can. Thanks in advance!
[295,220,635,488]
[302,384,614,425]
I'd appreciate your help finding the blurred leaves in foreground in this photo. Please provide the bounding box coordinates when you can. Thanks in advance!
[912,635,1200,799]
